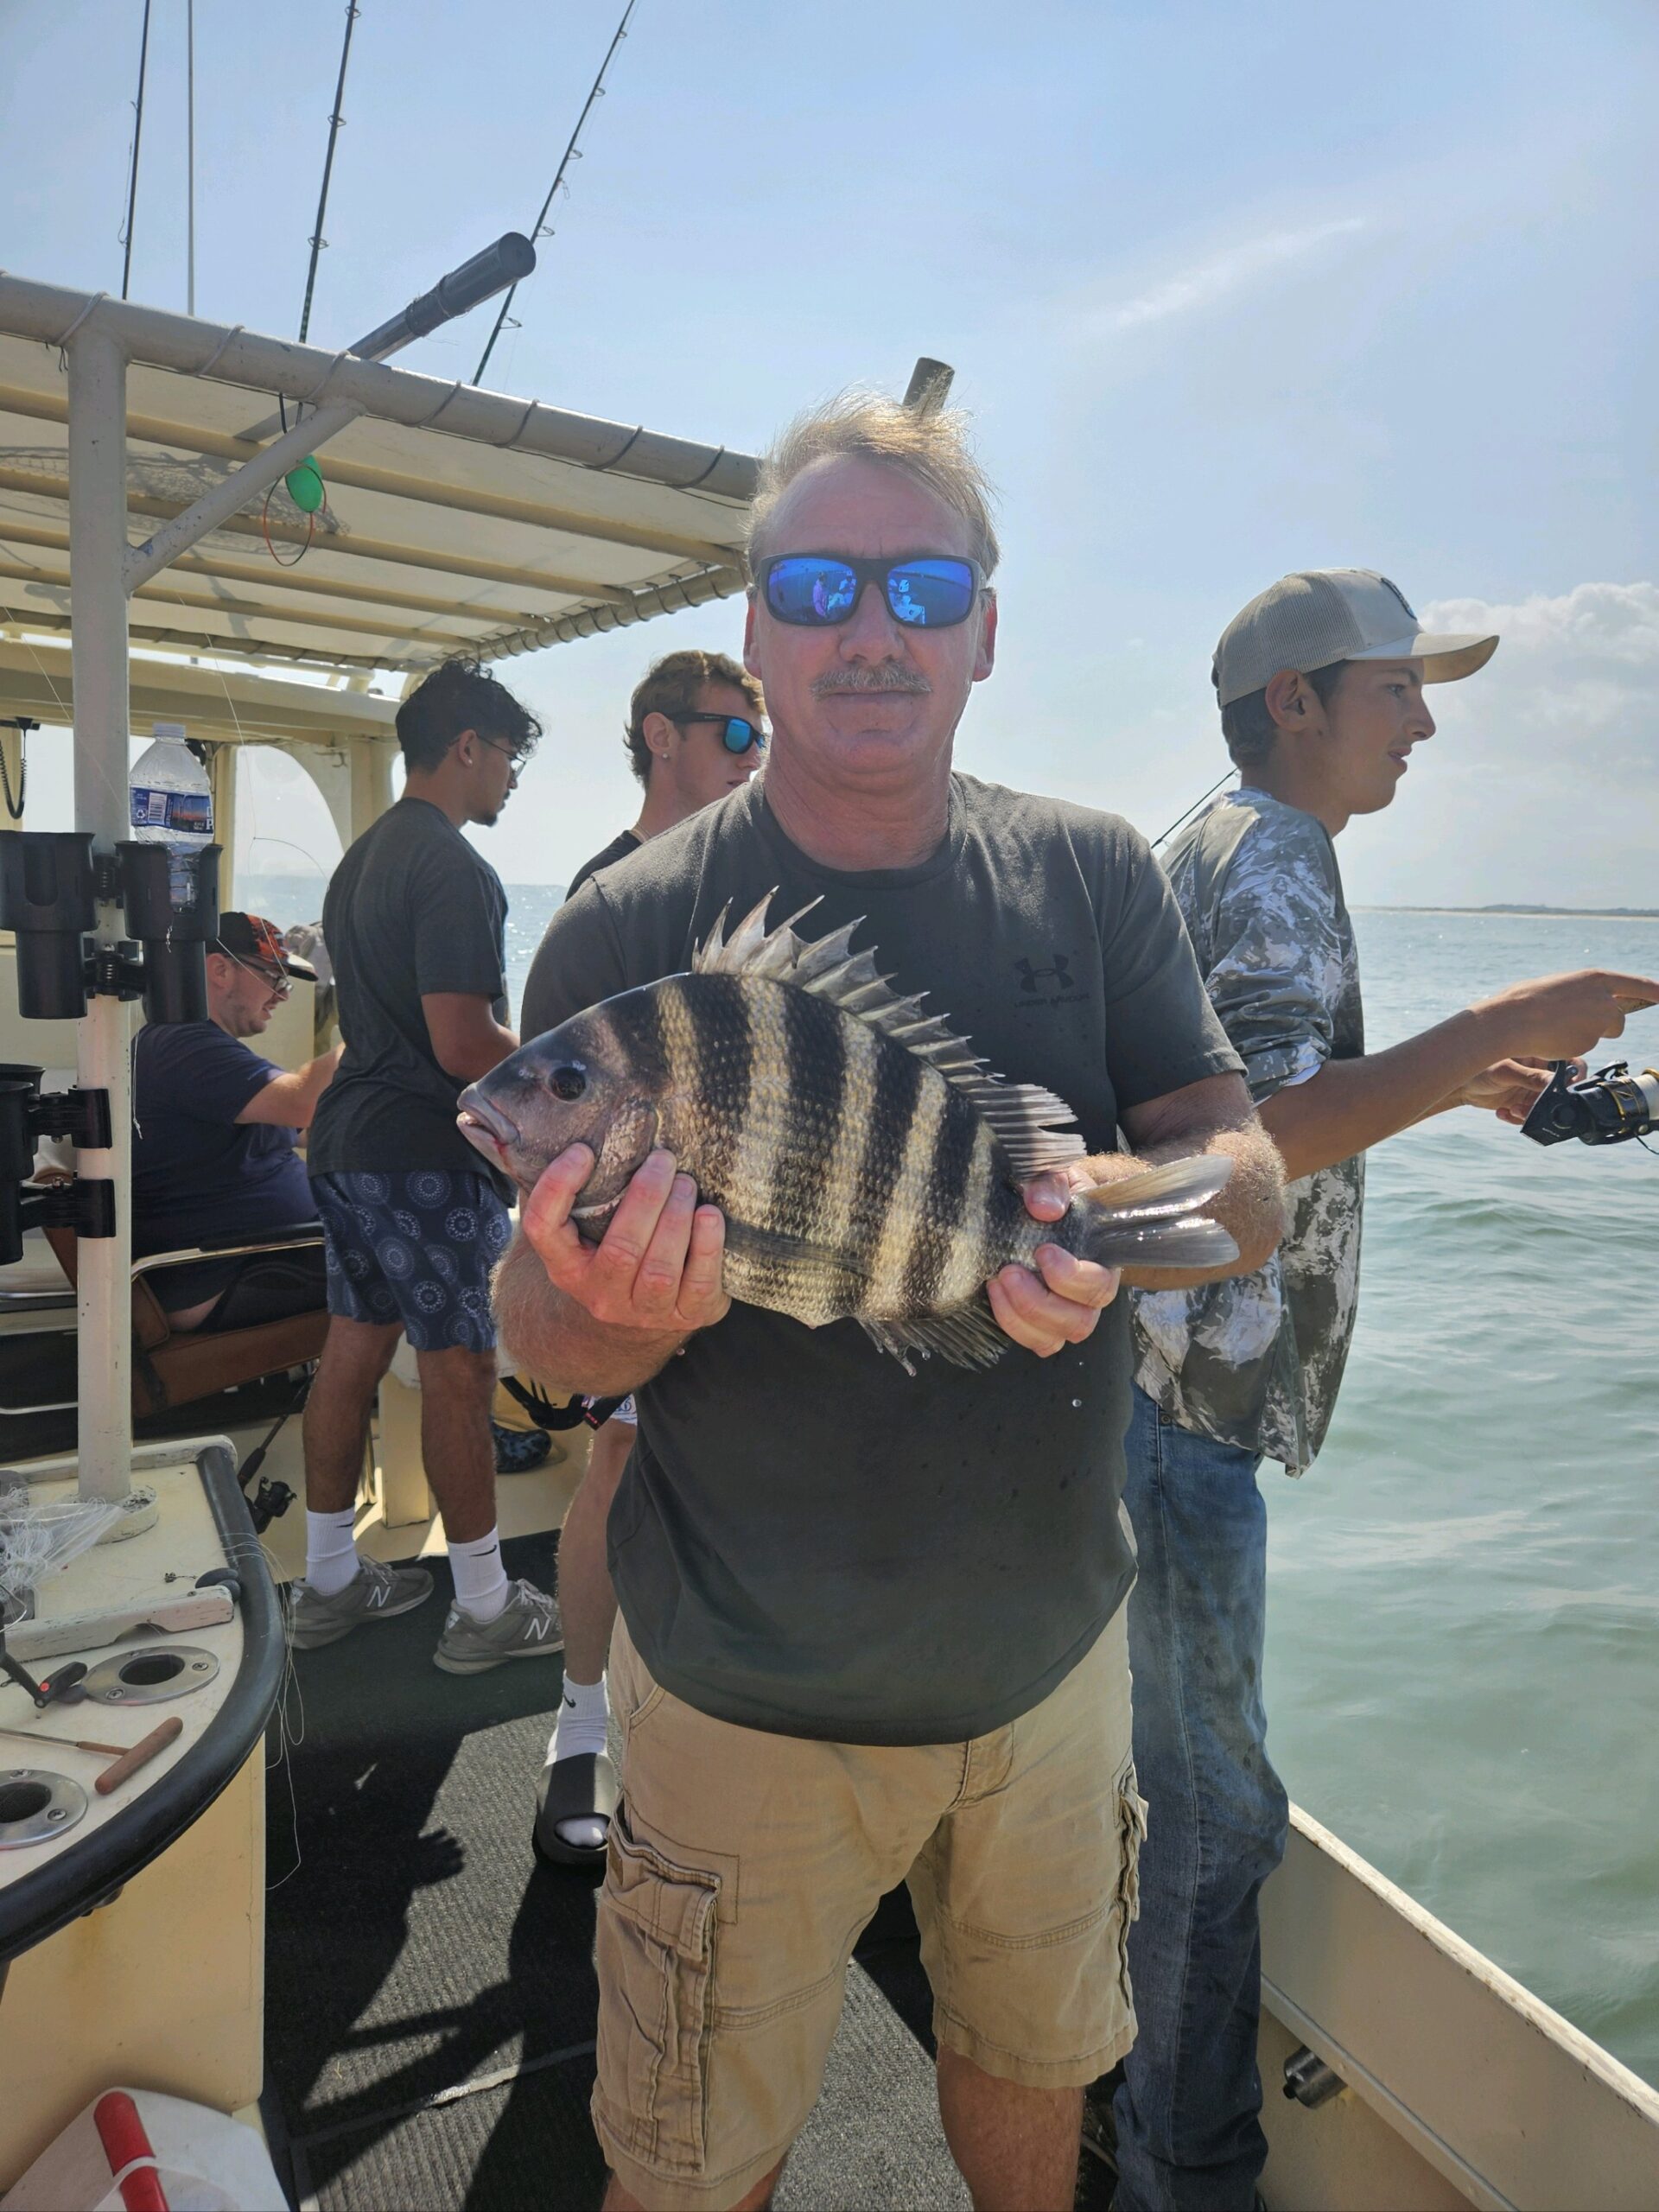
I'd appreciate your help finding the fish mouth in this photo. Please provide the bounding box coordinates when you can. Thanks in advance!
[456,1090,519,1164]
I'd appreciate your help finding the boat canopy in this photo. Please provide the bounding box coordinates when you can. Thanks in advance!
[0,272,758,728]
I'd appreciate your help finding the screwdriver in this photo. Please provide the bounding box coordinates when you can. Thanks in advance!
[0,1716,184,1794]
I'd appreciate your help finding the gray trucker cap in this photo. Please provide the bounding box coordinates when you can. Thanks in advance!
[1212,569,1498,707]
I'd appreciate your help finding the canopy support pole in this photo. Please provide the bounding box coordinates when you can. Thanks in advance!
[124,398,363,594]
[67,327,134,1502]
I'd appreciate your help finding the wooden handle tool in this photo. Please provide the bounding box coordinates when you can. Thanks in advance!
[0,1715,183,1791]
[94,1718,184,1795]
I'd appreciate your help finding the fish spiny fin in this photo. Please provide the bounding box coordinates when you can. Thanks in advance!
[857,1295,1011,1374]
[691,893,1085,1177]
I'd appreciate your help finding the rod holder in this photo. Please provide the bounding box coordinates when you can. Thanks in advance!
[115,841,220,1026]
[0,1065,115,1267]
[0,832,96,1020]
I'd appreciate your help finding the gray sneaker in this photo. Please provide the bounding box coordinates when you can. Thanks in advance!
[289,1556,435,1650]
[433,1577,564,1675]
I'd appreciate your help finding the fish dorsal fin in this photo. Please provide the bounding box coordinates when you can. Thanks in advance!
[694,891,1086,1180]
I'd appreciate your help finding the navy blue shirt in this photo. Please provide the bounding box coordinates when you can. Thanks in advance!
[131,1022,315,1305]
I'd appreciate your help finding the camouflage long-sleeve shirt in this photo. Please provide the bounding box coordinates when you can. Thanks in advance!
[1130,790,1364,1471]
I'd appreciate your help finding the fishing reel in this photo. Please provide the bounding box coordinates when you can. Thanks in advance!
[1520,1060,1659,1148]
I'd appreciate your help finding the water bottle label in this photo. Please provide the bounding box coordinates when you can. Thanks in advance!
[130,786,213,836]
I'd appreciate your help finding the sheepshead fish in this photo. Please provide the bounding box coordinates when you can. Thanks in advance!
[459,893,1236,1370]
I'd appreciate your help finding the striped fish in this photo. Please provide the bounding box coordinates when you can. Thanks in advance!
[459,893,1236,1370]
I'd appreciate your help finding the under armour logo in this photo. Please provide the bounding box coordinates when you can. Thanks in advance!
[1015,953,1073,993]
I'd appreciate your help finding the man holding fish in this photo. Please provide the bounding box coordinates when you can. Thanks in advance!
[480,394,1286,2212]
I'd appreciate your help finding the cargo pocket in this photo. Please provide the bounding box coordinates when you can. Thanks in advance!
[594,1805,722,2177]
[1113,1754,1149,2006]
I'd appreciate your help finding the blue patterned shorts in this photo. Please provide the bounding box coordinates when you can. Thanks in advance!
[310,1170,512,1351]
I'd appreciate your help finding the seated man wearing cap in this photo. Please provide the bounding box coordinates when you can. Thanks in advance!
[131,912,341,1332]
[1112,570,1659,2212]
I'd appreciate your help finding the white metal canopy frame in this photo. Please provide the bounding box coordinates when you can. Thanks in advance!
[0,273,760,1502]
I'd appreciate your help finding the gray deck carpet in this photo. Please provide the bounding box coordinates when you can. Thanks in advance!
[264,1529,1116,2209]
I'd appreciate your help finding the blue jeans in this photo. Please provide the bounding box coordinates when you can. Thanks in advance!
[1112,1384,1289,2212]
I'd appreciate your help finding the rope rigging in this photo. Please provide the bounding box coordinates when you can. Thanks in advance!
[472,0,639,386]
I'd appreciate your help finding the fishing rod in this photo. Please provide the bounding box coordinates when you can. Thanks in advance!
[118,0,155,300]
[1150,769,1235,850]
[298,0,362,345]
[472,0,639,385]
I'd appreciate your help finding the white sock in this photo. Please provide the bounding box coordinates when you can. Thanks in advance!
[546,1673,611,1850]
[448,1529,509,1624]
[304,1508,359,1598]
[546,1672,609,1765]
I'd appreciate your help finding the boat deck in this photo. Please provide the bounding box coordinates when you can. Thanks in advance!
[259,1523,1121,2210]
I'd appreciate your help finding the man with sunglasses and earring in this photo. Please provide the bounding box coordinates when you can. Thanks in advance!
[293,658,565,1671]
[529,648,766,1869]
[131,911,341,1335]
[505,395,1283,2212]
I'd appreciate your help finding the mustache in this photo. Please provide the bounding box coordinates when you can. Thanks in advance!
[810,664,932,698]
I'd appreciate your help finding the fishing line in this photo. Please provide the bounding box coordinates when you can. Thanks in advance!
[472,0,640,385]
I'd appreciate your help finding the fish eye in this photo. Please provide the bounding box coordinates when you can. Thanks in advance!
[550,1064,587,1102]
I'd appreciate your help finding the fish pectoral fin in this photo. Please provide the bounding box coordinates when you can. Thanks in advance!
[858,1296,1010,1373]
[1079,1153,1234,1217]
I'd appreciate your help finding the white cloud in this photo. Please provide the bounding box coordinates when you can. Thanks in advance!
[1109,216,1368,331]
[1341,581,1659,909]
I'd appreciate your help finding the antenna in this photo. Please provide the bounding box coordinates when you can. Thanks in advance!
[186,0,196,315]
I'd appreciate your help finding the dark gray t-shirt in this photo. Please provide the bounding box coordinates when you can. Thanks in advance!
[1131,790,1365,1471]
[564,829,642,906]
[310,797,510,1190]
[522,773,1240,1745]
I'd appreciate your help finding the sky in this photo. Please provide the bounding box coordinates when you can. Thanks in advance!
[4,0,1656,906]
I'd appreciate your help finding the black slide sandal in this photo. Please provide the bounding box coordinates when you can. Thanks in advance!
[531,1751,619,1868]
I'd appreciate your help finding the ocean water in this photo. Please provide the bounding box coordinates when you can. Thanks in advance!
[245,875,1659,2085]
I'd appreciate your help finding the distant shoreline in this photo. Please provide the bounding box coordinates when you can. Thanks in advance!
[1356,905,1659,921]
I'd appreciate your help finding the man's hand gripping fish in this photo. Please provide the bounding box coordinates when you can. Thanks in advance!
[459,893,1236,1370]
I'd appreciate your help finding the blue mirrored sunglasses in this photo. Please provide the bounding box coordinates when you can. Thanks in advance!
[759,553,981,630]
[672,714,766,755]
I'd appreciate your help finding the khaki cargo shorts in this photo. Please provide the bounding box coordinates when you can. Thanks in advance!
[591,1605,1145,2210]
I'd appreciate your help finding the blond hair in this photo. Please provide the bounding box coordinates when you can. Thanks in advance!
[747,390,1001,577]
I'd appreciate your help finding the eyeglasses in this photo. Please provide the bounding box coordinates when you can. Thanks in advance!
[478,731,537,769]
[217,945,290,999]
[757,553,982,631]
[672,714,767,756]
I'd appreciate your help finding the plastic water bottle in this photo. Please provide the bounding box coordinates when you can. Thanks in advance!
[129,722,213,908]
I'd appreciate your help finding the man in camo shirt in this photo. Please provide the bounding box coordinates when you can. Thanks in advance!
[1113,569,1659,2212]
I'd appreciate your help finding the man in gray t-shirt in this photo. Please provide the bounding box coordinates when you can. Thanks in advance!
[494,398,1287,2212]
[1114,569,1659,2212]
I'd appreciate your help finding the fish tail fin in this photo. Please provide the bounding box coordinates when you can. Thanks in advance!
[1070,1153,1239,1271]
